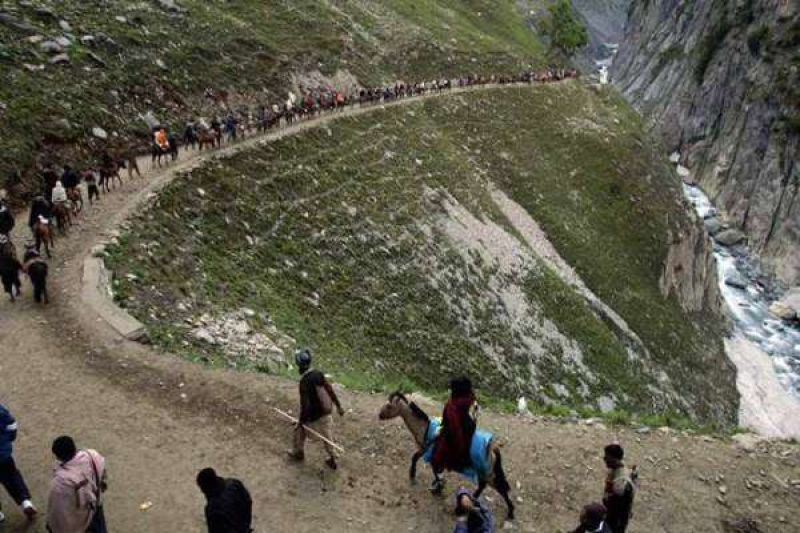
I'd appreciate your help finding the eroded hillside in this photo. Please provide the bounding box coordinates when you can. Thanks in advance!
[105,82,737,424]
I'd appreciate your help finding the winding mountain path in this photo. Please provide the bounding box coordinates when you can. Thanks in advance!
[1,83,799,533]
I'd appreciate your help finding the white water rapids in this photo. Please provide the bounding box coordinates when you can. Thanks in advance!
[682,181,800,438]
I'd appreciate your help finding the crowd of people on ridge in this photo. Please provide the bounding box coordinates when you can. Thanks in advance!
[0,67,578,306]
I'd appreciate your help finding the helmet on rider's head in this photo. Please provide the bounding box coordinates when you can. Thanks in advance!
[295,348,312,369]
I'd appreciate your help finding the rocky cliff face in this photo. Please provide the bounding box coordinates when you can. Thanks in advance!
[613,0,800,286]
[571,0,631,68]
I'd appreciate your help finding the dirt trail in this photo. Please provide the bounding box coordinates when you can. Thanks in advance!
[1,85,800,533]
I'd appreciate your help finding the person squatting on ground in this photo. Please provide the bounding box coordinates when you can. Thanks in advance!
[430,377,478,492]
[453,487,494,533]
[603,444,636,533]
[0,403,37,523]
[196,468,253,533]
[47,435,107,533]
[287,348,345,470]
[570,502,612,533]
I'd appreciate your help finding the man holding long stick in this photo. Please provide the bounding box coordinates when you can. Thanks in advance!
[286,349,345,470]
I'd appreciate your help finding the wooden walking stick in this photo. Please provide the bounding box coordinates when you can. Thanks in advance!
[271,406,346,454]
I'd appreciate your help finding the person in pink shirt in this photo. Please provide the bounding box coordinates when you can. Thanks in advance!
[46,436,107,533]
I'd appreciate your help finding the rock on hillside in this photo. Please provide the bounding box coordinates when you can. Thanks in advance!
[613,0,800,285]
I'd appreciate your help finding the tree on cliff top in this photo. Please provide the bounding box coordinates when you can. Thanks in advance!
[545,0,588,56]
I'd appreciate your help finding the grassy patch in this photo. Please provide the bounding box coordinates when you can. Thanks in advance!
[106,83,736,424]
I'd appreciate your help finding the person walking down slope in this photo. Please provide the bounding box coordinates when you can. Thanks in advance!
[0,403,37,523]
[286,349,345,470]
[453,488,494,533]
[196,468,253,533]
[47,436,107,533]
[602,444,636,533]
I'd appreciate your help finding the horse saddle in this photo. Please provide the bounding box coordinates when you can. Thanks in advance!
[422,418,494,481]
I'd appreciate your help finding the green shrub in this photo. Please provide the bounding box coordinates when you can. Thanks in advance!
[545,0,588,56]
[747,26,770,55]
[694,20,731,83]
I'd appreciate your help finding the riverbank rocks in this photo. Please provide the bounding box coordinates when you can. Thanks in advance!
[769,302,797,321]
[725,273,748,290]
[780,288,800,313]
[704,218,722,236]
[716,229,745,247]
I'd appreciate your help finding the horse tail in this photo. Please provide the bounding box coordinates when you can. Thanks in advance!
[492,447,510,494]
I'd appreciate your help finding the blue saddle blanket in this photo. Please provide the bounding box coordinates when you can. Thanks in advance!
[421,418,493,482]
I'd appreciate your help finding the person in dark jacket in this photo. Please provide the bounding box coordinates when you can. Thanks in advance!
[196,468,252,533]
[0,235,22,302]
[0,196,14,235]
[0,403,37,523]
[60,165,79,193]
[603,444,635,533]
[28,196,52,230]
[570,502,612,533]
[286,349,344,470]
[430,377,477,492]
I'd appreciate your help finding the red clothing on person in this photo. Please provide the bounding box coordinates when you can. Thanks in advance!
[432,392,476,472]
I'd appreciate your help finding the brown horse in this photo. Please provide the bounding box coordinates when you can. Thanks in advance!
[67,187,83,214]
[100,162,123,192]
[52,202,71,233]
[197,129,219,150]
[378,391,515,520]
[33,219,54,258]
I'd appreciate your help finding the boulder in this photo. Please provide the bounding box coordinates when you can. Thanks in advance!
[49,53,70,65]
[156,0,186,12]
[58,20,71,32]
[91,127,108,140]
[704,218,722,235]
[724,273,748,290]
[39,40,64,54]
[715,229,745,247]
[676,165,690,177]
[669,151,681,164]
[780,287,800,313]
[769,301,797,321]
[55,36,71,48]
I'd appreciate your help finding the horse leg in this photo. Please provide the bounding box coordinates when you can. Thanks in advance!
[491,449,515,520]
[474,480,487,499]
[409,451,422,481]
[429,470,445,495]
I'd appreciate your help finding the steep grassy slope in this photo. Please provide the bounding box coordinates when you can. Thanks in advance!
[0,0,547,198]
[106,82,737,424]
